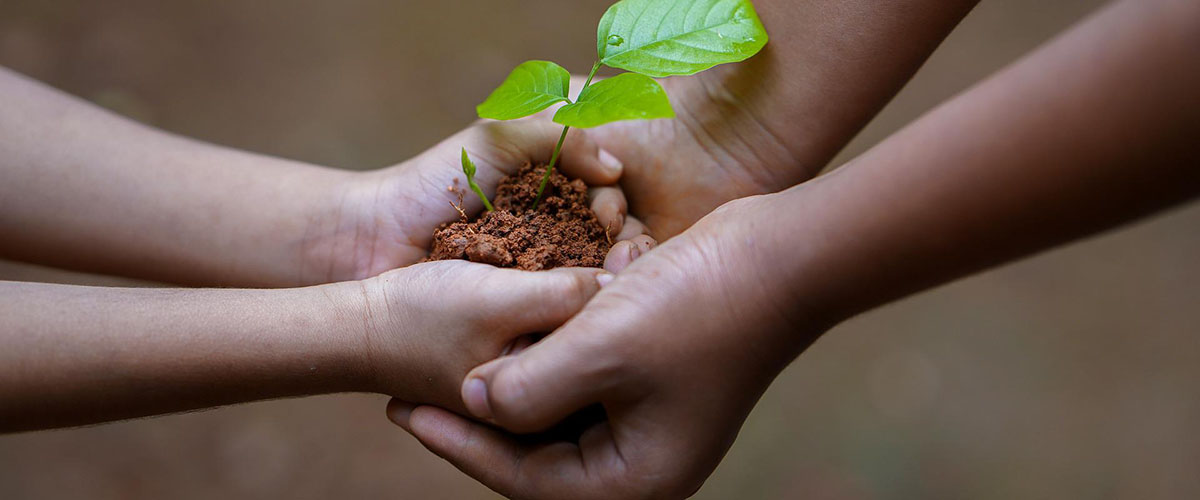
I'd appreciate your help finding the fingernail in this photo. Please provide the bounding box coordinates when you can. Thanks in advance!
[463,378,493,420]
[386,401,414,431]
[596,271,614,287]
[598,149,623,176]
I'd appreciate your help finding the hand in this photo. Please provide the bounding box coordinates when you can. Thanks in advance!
[354,260,615,414]
[560,71,807,240]
[300,119,638,283]
[386,193,829,499]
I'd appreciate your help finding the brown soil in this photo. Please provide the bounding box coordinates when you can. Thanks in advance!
[425,162,611,270]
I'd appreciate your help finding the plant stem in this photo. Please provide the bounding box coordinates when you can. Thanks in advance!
[532,61,603,209]
[581,60,602,89]
[532,125,570,209]
[468,179,494,212]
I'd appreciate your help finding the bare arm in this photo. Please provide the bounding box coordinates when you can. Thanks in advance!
[0,261,608,433]
[387,1,1200,498]
[597,0,981,237]
[769,0,1200,323]
[0,69,631,286]
[0,280,365,432]
[699,0,983,180]
[0,68,354,286]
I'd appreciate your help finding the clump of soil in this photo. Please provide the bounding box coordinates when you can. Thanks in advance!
[426,162,611,270]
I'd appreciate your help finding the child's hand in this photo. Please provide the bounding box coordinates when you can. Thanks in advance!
[302,119,639,283]
[384,194,816,499]
[351,260,612,414]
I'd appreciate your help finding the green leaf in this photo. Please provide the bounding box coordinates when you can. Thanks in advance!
[460,147,476,178]
[596,0,769,78]
[460,148,494,212]
[476,61,572,120]
[553,73,674,128]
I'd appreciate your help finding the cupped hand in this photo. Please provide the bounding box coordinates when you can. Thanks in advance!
[353,260,614,414]
[386,193,831,499]
[300,119,642,283]
[560,69,810,240]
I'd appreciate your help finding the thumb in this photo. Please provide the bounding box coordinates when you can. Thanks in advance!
[461,322,618,434]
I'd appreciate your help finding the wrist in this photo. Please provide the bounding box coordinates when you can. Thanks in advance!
[756,175,887,332]
[705,188,857,358]
[290,168,379,285]
[182,156,361,288]
[294,279,383,393]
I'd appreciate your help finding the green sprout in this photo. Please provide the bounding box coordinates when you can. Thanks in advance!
[469,0,770,209]
[461,147,494,212]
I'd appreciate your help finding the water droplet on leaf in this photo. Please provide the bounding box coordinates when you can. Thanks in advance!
[607,35,624,46]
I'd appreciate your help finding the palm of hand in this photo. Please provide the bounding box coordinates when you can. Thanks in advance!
[575,73,804,239]
[304,119,623,282]
[391,195,824,499]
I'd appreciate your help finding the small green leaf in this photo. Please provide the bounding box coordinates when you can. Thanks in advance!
[460,148,494,212]
[552,73,674,128]
[460,147,476,177]
[476,61,572,120]
[597,0,769,78]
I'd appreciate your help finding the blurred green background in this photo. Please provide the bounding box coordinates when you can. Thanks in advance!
[2,0,1198,498]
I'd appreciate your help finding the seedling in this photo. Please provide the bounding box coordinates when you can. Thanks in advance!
[460,147,494,212]
[463,0,769,209]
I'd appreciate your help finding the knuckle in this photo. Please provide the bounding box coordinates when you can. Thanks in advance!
[489,365,537,428]
[556,270,597,309]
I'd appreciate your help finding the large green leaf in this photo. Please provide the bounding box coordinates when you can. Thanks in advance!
[476,61,571,120]
[597,0,769,77]
[553,73,674,128]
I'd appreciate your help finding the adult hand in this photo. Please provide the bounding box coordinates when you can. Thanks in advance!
[557,0,979,239]
[387,193,824,499]
[386,0,1200,494]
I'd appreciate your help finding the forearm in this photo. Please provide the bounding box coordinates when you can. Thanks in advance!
[765,0,1200,327]
[696,0,979,182]
[0,68,357,286]
[0,280,368,432]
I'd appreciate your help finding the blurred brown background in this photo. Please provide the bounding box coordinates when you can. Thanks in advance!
[2,0,1198,498]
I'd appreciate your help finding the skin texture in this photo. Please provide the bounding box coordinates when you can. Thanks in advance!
[0,261,611,433]
[0,66,652,433]
[0,67,629,287]
[388,1,1200,498]
[576,0,981,238]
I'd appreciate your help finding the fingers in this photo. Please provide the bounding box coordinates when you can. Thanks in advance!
[603,235,658,274]
[615,214,648,241]
[589,186,627,238]
[500,334,536,357]
[469,119,620,186]
[462,327,617,434]
[557,127,623,186]
[475,267,610,333]
[385,398,416,432]
[404,405,532,498]
[402,405,601,499]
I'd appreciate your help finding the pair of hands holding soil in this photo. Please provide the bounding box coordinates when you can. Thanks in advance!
[377,1,1200,497]
[371,72,818,499]
[4,0,1198,498]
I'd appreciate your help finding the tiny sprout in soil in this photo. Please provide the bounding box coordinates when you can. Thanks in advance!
[435,0,769,271]
[466,0,770,209]
[460,147,493,212]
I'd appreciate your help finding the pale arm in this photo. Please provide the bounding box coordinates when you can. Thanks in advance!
[0,67,354,287]
[0,280,366,433]
[0,260,610,434]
